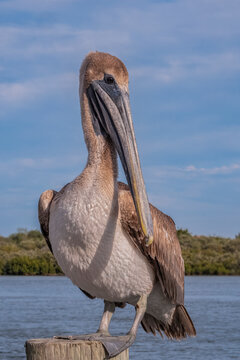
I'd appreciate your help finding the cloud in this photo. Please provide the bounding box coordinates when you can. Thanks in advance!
[185,163,240,175]
[0,23,129,107]
[0,155,85,176]
[0,72,76,107]
[130,52,240,84]
[1,1,239,101]
[144,162,240,182]
[0,25,130,59]
[0,0,239,238]
[104,0,240,40]
[2,0,239,69]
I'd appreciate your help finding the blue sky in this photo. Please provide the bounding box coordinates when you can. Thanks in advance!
[0,0,239,237]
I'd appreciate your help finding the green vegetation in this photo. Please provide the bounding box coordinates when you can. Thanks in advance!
[178,229,240,275]
[0,229,239,275]
[0,229,63,275]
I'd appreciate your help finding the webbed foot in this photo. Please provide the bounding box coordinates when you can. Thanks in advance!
[101,334,135,359]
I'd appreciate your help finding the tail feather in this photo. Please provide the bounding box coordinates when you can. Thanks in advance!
[141,305,196,339]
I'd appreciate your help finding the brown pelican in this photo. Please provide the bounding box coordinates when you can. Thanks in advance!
[38,51,196,358]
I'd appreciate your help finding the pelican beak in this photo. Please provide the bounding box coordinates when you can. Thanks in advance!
[87,77,153,246]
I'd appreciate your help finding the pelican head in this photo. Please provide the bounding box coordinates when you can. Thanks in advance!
[80,51,153,246]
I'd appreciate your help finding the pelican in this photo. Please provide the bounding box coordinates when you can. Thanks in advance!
[38,51,196,358]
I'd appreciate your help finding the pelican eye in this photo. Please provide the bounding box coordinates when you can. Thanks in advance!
[105,74,115,85]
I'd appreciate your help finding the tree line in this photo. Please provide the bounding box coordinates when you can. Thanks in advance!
[0,229,239,275]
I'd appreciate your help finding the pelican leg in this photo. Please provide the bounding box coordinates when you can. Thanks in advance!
[54,296,147,359]
[54,300,115,341]
[97,300,116,335]
[101,295,147,359]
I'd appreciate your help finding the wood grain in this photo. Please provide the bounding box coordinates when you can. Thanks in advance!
[25,338,129,360]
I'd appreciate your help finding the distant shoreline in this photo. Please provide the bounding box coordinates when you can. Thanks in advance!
[1,229,240,276]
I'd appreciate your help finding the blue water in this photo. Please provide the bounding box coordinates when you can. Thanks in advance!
[0,276,239,360]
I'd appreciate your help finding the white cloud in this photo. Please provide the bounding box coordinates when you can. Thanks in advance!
[0,23,130,107]
[0,155,85,176]
[0,0,239,108]
[130,52,240,84]
[104,0,240,40]
[0,25,129,58]
[144,162,240,182]
[0,0,239,239]
[185,163,240,175]
[0,72,76,106]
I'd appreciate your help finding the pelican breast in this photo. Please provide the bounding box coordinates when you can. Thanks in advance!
[49,177,155,303]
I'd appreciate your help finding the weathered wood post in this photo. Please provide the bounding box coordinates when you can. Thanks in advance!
[25,338,129,360]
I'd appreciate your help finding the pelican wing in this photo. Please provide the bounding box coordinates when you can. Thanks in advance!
[118,182,184,304]
[38,189,57,254]
[38,186,96,300]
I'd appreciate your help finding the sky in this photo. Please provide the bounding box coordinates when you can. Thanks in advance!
[0,0,239,237]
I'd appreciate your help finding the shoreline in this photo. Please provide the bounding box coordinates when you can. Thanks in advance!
[1,229,240,276]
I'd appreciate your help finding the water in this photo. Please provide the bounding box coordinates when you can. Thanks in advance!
[0,276,239,360]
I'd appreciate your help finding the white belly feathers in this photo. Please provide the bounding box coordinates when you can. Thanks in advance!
[49,182,155,303]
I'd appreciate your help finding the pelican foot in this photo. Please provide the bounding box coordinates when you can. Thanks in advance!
[101,334,136,359]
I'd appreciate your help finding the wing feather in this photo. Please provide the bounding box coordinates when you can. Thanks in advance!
[38,187,96,300]
[118,182,184,304]
[38,189,57,254]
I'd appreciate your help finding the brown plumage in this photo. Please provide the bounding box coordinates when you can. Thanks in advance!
[38,180,195,338]
[118,182,195,338]
[38,189,56,254]
[38,52,196,351]
[80,51,128,91]
[141,305,195,339]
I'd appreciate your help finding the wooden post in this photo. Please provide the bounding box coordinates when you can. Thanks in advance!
[25,338,129,360]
